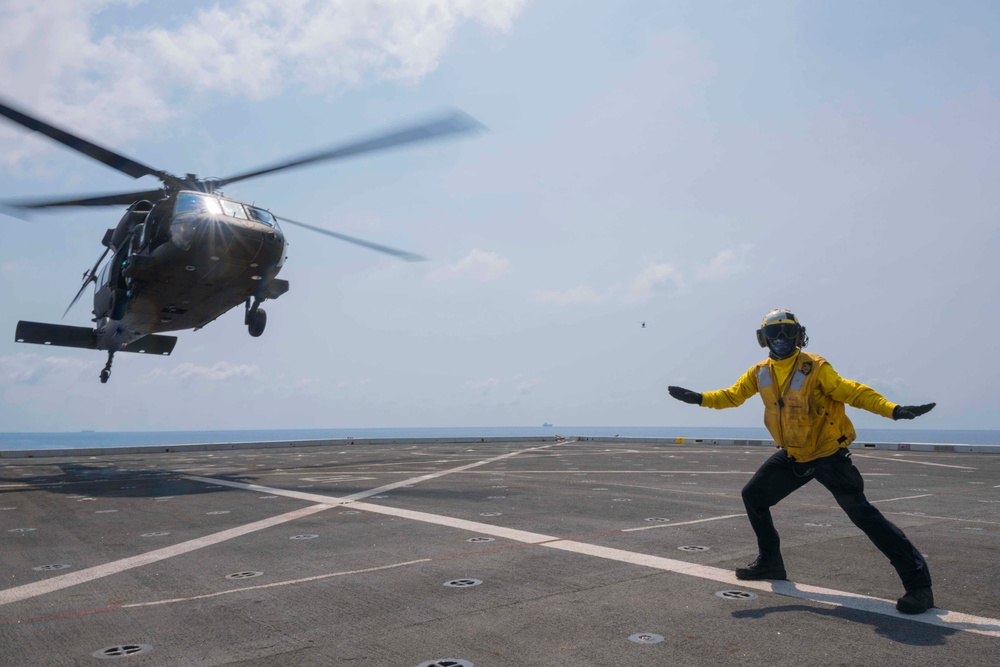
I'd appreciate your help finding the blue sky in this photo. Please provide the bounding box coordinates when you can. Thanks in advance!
[1,0,998,431]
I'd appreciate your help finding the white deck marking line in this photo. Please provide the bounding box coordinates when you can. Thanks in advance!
[122,559,429,609]
[870,494,934,504]
[851,454,975,470]
[621,514,745,532]
[0,503,334,607]
[0,440,564,607]
[187,477,1000,638]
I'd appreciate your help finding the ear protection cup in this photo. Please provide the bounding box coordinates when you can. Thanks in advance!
[756,328,768,347]
[797,326,808,348]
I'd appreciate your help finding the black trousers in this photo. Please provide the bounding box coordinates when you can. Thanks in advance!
[741,447,932,591]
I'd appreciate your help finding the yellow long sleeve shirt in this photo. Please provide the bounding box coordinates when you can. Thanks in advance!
[701,352,897,418]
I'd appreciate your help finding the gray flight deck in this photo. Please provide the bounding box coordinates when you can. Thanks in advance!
[2,436,999,666]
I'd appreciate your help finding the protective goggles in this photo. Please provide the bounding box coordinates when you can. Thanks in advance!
[761,322,799,340]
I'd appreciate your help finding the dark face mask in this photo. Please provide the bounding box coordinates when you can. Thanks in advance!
[767,337,797,359]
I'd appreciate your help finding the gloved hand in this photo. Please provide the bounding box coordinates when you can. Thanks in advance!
[668,385,703,405]
[892,403,936,420]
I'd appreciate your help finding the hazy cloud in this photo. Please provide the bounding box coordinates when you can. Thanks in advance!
[697,246,751,280]
[625,262,683,301]
[0,0,527,164]
[466,377,501,392]
[516,377,541,394]
[429,249,510,282]
[0,352,91,386]
[536,286,603,306]
[144,361,259,382]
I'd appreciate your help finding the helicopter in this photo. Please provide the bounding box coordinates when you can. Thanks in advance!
[0,97,482,383]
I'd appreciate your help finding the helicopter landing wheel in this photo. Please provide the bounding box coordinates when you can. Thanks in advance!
[100,369,110,384]
[100,351,114,383]
[248,308,267,337]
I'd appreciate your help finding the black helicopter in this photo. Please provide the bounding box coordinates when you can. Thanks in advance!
[0,98,482,383]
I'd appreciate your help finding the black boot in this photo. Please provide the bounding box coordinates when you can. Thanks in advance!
[736,555,787,581]
[896,587,934,614]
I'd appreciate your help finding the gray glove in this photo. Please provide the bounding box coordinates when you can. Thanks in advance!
[892,403,936,420]
[668,386,702,405]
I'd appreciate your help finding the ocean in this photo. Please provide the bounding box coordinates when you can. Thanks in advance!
[1,426,998,451]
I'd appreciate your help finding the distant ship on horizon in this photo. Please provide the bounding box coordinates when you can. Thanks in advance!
[542,422,553,427]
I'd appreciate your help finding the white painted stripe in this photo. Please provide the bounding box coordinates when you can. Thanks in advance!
[0,504,334,606]
[122,559,430,609]
[852,454,975,470]
[621,514,745,532]
[0,440,563,607]
[185,476,1000,638]
[870,494,934,504]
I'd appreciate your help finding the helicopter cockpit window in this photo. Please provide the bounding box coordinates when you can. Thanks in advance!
[219,199,249,220]
[175,192,222,216]
[246,206,276,227]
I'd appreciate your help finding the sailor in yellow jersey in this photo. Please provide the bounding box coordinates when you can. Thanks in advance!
[668,309,937,614]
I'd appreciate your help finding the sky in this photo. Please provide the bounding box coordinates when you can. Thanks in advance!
[1,0,998,432]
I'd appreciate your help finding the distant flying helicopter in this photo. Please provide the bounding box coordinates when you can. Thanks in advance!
[0,98,483,383]
[638,321,646,328]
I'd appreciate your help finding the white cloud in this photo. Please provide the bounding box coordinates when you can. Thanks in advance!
[697,245,751,280]
[516,377,541,394]
[0,0,528,165]
[0,352,92,386]
[429,248,510,281]
[466,377,500,392]
[536,286,603,306]
[144,361,258,382]
[625,262,683,301]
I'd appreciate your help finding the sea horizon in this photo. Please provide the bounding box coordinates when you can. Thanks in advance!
[1,425,998,451]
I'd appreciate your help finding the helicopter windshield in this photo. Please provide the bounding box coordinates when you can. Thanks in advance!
[246,205,276,227]
[219,198,249,219]
[175,192,222,216]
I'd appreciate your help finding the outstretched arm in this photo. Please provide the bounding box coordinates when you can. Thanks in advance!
[670,366,760,410]
[820,364,935,420]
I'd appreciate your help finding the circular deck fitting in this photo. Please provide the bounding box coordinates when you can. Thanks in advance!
[33,563,71,571]
[612,498,632,502]
[678,545,710,552]
[7,528,36,533]
[479,512,502,517]
[340,510,361,515]
[716,590,758,601]
[628,632,664,644]
[95,510,119,514]
[259,496,278,499]
[591,488,608,491]
[92,644,153,660]
[0,507,17,511]
[77,497,96,502]
[964,527,984,532]
[290,534,319,540]
[140,532,171,537]
[226,571,264,580]
[805,522,832,527]
[206,511,231,515]
[371,495,388,499]
[416,660,474,667]
[443,578,482,588]
[487,496,506,499]
[466,537,495,543]
[645,517,671,523]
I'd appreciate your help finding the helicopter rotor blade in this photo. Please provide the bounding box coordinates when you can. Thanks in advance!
[276,216,427,262]
[0,97,171,181]
[2,189,167,210]
[218,109,485,188]
[63,246,110,318]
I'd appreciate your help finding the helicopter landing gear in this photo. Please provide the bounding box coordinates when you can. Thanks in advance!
[100,350,115,384]
[245,298,267,337]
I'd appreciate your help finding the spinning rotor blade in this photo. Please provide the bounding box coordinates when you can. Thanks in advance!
[0,98,171,181]
[64,246,110,318]
[4,189,166,210]
[219,110,485,187]
[277,217,427,262]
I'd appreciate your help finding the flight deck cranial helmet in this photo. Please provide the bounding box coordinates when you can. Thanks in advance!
[756,309,808,359]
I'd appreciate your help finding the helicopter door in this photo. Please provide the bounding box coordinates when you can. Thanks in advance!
[93,246,129,319]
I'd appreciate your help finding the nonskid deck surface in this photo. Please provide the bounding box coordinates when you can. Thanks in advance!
[1,439,998,666]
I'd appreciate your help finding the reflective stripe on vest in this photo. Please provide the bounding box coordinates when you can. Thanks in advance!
[757,366,772,389]
[789,369,808,392]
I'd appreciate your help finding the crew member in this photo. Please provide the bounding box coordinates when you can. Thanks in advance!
[667,309,936,614]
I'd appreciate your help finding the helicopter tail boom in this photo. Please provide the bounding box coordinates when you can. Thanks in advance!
[15,321,177,355]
